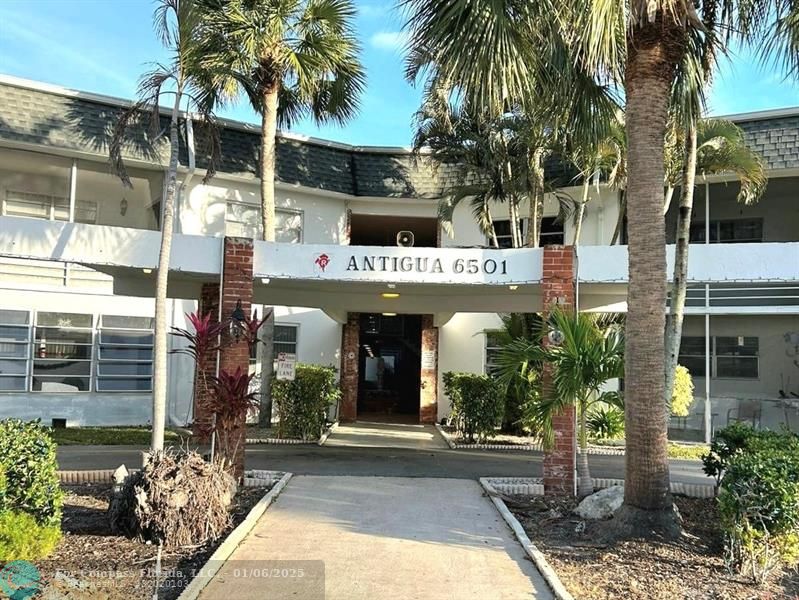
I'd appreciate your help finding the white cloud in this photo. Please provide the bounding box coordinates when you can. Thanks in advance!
[370,31,408,52]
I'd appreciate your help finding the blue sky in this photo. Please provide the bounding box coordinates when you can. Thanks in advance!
[0,0,797,147]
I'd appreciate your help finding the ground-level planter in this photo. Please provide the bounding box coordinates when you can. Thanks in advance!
[246,422,338,446]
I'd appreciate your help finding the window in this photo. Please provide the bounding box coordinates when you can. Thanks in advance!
[492,217,564,248]
[690,219,763,243]
[33,312,93,392]
[715,336,759,379]
[96,315,154,392]
[485,331,504,375]
[3,191,97,224]
[274,324,298,356]
[225,202,303,243]
[0,310,31,392]
[678,335,759,379]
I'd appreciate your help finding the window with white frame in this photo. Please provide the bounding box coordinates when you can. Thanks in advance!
[3,191,97,224]
[33,312,93,392]
[484,331,504,375]
[96,315,154,392]
[0,310,31,392]
[679,335,759,379]
[275,324,298,356]
[225,202,303,243]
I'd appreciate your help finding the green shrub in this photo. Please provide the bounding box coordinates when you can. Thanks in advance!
[443,372,505,443]
[701,422,759,487]
[714,427,799,583]
[272,365,340,441]
[0,510,62,561]
[0,419,62,527]
[587,405,624,440]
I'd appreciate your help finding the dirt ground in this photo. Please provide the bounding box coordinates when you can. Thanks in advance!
[33,483,268,600]
[507,495,799,600]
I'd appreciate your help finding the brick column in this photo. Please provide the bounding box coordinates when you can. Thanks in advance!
[192,282,220,441]
[217,237,254,477]
[542,246,577,497]
[339,312,359,422]
[420,314,438,423]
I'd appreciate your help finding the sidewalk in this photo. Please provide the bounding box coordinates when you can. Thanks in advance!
[198,475,553,600]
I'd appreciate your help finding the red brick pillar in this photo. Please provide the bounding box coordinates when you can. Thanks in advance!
[420,314,438,423]
[339,312,359,422]
[192,282,220,441]
[542,246,577,497]
[218,238,254,476]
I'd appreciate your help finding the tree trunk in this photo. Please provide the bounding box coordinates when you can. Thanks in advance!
[260,87,278,242]
[151,88,183,453]
[487,209,499,248]
[664,124,698,422]
[619,25,682,535]
[610,189,626,245]
[573,179,589,246]
[577,400,593,498]
[508,199,521,248]
[528,148,545,247]
[529,193,540,248]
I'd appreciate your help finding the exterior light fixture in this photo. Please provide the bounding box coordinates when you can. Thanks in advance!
[381,292,400,299]
[508,285,519,290]
[229,299,246,341]
[261,278,271,284]
[382,313,397,317]
[142,268,153,274]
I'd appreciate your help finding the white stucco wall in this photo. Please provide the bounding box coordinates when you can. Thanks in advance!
[271,306,342,369]
[437,312,503,418]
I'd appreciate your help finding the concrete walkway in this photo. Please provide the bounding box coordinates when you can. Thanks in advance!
[198,476,553,600]
[325,421,448,450]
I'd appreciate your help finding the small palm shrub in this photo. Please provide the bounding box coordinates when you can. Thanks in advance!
[272,365,340,441]
[587,405,625,440]
[443,372,505,443]
[0,511,61,561]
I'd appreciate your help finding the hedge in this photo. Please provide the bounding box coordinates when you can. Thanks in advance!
[443,372,505,443]
[272,365,340,441]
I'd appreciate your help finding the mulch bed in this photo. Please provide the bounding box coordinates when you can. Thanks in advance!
[442,426,540,446]
[507,495,799,600]
[32,483,269,600]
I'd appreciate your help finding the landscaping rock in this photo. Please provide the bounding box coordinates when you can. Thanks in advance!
[574,485,624,520]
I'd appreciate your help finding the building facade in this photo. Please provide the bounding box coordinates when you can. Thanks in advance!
[0,75,797,443]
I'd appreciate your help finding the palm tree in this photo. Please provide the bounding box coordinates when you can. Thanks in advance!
[401,0,774,534]
[664,118,766,409]
[197,0,364,425]
[496,309,624,498]
[111,0,221,453]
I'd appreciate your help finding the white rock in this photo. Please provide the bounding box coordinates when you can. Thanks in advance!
[574,485,624,520]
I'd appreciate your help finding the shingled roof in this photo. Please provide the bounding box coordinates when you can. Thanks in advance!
[1,76,798,199]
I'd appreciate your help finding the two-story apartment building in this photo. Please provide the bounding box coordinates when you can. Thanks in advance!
[0,75,797,443]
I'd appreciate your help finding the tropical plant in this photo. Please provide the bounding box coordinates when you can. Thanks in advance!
[196,0,364,427]
[664,119,766,412]
[401,0,784,535]
[496,309,624,497]
[272,364,340,440]
[443,372,506,443]
[208,367,260,473]
[587,405,625,440]
[111,0,222,452]
[670,365,694,418]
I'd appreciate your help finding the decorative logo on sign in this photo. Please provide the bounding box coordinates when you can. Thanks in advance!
[314,253,331,272]
[0,561,42,599]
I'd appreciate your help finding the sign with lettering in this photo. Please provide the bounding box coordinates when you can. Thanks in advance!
[255,243,543,285]
[276,353,297,381]
[421,350,436,370]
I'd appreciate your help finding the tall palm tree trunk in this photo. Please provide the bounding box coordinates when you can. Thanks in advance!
[619,25,681,535]
[577,400,593,498]
[664,124,698,417]
[487,209,500,248]
[662,185,676,214]
[508,199,521,248]
[528,148,545,247]
[573,179,590,246]
[260,86,278,243]
[610,189,626,245]
[151,88,183,452]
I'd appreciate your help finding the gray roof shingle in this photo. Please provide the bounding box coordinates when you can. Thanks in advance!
[1,79,798,199]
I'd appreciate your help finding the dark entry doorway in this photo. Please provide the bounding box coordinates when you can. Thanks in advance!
[357,313,421,422]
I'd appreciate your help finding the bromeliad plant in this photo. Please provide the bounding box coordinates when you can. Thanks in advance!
[496,308,624,498]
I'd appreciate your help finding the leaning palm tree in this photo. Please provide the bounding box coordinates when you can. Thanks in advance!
[664,118,766,410]
[401,0,774,535]
[496,309,624,498]
[111,0,221,452]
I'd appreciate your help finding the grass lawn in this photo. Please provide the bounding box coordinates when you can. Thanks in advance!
[667,442,709,460]
[49,426,188,446]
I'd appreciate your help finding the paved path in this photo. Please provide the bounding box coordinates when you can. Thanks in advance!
[325,421,449,450]
[198,476,553,600]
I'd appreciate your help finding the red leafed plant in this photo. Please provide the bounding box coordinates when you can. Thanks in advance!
[207,367,259,474]
[170,311,227,363]
[241,308,272,353]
